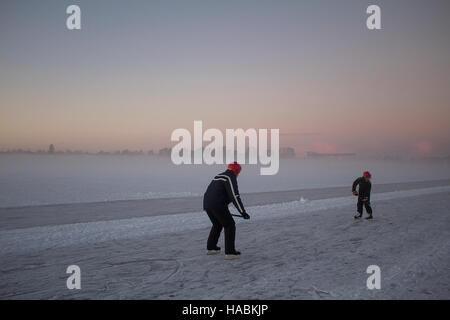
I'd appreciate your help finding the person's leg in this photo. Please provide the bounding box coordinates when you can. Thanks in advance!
[224,220,236,254]
[355,199,363,218]
[364,201,373,218]
[206,209,223,250]
[214,208,236,254]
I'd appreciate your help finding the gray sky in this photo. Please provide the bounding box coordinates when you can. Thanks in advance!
[1,0,449,156]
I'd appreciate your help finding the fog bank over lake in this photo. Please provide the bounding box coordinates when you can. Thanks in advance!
[1,154,449,208]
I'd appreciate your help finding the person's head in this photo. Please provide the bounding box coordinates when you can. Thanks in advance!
[363,171,372,180]
[227,161,242,177]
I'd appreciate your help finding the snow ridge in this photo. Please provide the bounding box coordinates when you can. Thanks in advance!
[0,186,449,255]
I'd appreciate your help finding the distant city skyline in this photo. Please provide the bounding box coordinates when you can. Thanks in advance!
[1,1,450,157]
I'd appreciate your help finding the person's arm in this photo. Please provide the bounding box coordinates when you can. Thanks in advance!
[352,177,361,194]
[221,173,248,217]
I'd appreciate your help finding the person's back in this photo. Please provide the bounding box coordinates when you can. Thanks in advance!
[203,169,239,212]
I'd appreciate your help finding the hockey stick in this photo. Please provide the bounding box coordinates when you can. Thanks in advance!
[231,214,244,218]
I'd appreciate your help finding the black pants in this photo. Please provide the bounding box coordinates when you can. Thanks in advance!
[205,207,236,254]
[357,198,373,215]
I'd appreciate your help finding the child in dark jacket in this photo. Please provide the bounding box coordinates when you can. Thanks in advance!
[352,171,373,219]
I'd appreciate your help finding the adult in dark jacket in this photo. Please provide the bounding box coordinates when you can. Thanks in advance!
[352,171,373,219]
[203,162,250,259]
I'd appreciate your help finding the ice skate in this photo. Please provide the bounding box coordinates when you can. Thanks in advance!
[225,251,241,260]
[206,246,221,255]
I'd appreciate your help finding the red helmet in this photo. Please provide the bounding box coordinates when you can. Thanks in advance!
[363,171,372,179]
[227,161,242,176]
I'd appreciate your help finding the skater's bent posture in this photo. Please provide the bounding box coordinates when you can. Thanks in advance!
[203,162,250,259]
[352,171,373,220]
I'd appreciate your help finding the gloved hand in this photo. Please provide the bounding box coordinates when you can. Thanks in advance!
[242,212,250,220]
[352,191,358,196]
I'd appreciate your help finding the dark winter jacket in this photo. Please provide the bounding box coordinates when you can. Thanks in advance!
[203,169,247,215]
[352,177,372,200]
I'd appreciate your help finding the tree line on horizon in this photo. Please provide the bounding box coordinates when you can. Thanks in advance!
[0,144,297,158]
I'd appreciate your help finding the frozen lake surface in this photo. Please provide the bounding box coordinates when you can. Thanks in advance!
[0,181,449,299]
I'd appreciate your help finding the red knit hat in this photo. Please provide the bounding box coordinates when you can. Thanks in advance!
[227,161,242,176]
[363,171,372,179]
